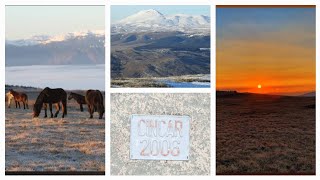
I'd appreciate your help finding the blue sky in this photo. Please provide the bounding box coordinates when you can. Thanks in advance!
[217,7,315,40]
[6,6,105,40]
[111,5,210,23]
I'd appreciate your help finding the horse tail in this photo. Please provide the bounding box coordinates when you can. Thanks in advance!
[25,95,29,109]
[63,94,67,115]
[65,101,67,115]
[97,90,104,114]
[97,90,104,104]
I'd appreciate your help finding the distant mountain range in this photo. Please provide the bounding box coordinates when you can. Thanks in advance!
[112,9,210,34]
[300,91,315,97]
[6,30,105,66]
[111,10,210,78]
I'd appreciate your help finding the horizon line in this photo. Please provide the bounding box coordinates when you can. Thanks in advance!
[216,90,315,97]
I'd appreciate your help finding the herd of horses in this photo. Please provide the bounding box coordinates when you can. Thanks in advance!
[6,87,105,119]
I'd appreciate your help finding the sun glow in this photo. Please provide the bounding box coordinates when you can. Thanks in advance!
[258,84,262,89]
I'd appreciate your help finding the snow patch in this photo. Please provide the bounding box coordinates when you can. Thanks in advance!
[112,9,210,34]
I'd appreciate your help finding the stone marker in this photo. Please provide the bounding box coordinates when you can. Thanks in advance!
[130,114,190,160]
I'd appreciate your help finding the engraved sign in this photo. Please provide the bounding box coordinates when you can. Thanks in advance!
[130,115,190,160]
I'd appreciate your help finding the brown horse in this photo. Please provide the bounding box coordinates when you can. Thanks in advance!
[85,90,104,119]
[8,89,29,109]
[68,92,86,112]
[33,87,67,118]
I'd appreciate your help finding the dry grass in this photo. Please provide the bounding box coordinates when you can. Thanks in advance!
[112,78,169,87]
[5,91,105,172]
[216,93,315,175]
[111,74,210,87]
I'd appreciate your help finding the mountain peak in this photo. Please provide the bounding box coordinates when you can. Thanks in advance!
[138,9,163,15]
[6,30,104,46]
[113,9,210,34]
[117,9,166,24]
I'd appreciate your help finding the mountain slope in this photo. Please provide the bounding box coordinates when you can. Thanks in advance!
[111,10,211,79]
[112,9,210,34]
[301,91,316,97]
[6,31,105,66]
[111,31,210,78]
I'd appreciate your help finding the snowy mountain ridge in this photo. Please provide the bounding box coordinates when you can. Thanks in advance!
[112,9,210,34]
[6,30,104,46]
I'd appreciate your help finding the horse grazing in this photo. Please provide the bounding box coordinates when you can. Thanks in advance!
[6,92,14,108]
[68,92,86,112]
[85,90,104,119]
[33,87,67,118]
[8,89,29,109]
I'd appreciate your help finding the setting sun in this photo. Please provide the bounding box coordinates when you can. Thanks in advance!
[216,7,315,96]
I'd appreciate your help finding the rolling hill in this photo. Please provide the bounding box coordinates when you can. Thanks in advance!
[111,10,211,78]
[6,31,105,66]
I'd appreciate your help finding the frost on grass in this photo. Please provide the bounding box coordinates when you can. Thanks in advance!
[5,91,105,172]
[111,74,210,88]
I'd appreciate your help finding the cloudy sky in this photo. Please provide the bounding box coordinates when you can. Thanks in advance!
[6,6,105,40]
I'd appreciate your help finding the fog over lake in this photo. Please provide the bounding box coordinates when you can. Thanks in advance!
[6,64,105,90]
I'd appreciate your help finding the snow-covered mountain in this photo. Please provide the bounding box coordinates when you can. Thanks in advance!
[6,30,104,46]
[6,30,105,66]
[112,9,210,34]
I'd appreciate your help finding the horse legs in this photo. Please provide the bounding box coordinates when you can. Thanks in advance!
[8,98,11,108]
[88,104,93,119]
[15,101,18,108]
[80,104,84,112]
[18,101,21,109]
[49,103,54,118]
[61,105,65,118]
[62,99,67,118]
[92,105,96,118]
[54,103,60,118]
[23,102,26,109]
[44,104,48,118]
[98,104,104,119]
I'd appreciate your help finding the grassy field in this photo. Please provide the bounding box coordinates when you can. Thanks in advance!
[5,90,105,172]
[216,93,315,175]
[111,74,210,88]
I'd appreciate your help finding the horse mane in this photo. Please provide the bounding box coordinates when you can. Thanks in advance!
[9,89,18,96]
[42,87,51,96]
[34,90,47,105]
[74,92,84,97]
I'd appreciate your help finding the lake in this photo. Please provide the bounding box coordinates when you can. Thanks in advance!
[160,80,210,88]
[6,64,105,90]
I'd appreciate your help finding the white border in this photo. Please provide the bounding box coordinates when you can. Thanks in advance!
[0,0,318,179]
[0,1,5,178]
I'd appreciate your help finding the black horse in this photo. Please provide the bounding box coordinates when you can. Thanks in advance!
[68,92,86,112]
[33,87,67,118]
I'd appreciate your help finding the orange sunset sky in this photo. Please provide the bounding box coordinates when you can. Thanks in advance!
[216,7,315,96]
